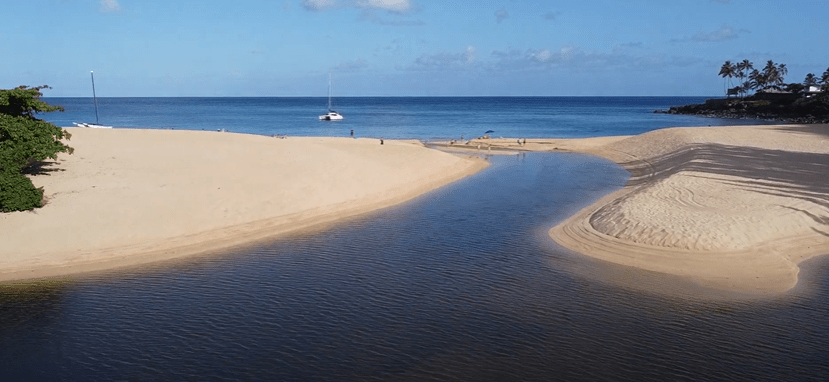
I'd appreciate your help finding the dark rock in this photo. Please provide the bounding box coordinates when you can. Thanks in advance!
[664,93,829,124]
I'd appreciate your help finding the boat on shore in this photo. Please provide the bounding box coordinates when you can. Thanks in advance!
[74,71,112,128]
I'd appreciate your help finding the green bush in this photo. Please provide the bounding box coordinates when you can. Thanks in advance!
[0,170,43,212]
[0,85,73,212]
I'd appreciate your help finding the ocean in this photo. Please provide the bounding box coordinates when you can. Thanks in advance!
[5,97,825,381]
[41,96,771,140]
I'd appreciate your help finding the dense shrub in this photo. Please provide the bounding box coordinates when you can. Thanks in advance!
[0,86,73,212]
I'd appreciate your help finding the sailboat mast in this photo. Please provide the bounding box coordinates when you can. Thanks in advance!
[90,71,100,125]
[328,73,333,111]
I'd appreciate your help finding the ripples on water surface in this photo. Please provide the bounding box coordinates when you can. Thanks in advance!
[2,154,829,381]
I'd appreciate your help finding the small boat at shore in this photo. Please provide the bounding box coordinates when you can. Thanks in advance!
[74,71,112,128]
[73,122,112,128]
[319,73,343,121]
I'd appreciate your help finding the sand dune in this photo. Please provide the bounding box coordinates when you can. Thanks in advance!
[0,128,486,281]
[548,125,829,294]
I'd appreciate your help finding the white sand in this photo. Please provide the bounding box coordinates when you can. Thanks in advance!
[548,125,829,294]
[0,128,486,281]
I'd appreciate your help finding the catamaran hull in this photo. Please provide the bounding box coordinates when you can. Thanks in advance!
[319,113,344,121]
[73,122,113,128]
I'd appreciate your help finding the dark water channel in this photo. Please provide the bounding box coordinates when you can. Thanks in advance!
[2,153,829,381]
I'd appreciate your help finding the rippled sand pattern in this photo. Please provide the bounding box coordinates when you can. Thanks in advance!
[594,170,828,252]
[551,125,829,293]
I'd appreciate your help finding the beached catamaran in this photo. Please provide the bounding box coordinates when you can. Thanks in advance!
[74,71,112,128]
[319,73,343,121]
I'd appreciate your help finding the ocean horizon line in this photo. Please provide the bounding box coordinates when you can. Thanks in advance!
[42,95,722,99]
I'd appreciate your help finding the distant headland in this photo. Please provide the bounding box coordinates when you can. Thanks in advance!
[657,59,829,124]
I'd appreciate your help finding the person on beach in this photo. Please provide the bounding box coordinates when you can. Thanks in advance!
[350,129,354,138]
[380,139,384,145]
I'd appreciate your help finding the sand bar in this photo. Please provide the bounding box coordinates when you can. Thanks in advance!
[1,128,487,281]
[554,125,829,294]
[437,125,829,294]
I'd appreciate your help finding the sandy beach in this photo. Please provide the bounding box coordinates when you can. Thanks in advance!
[6,125,829,293]
[0,128,487,282]
[434,125,829,294]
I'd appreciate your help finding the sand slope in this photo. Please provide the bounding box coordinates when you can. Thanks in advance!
[1,128,486,281]
[549,125,829,294]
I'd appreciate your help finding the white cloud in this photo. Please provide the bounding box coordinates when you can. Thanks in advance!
[332,58,370,72]
[302,0,415,13]
[405,46,477,71]
[529,49,552,62]
[528,47,574,63]
[358,10,424,25]
[495,8,509,23]
[620,42,643,48]
[669,25,749,44]
[100,0,120,12]
[464,45,476,64]
[301,0,338,11]
[492,45,704,72]
[691,25,749,42]
[559,46,574,60]
[356,0,413,13]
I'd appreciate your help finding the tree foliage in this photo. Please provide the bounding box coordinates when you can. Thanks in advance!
[718,58,829,97]
[0,85,73,212]
[804,73,818,87]
[735,59,753,98]
[822,66,829,91]
[719,61,736,97]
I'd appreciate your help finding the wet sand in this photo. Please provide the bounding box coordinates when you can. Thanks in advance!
[0,128,487,282]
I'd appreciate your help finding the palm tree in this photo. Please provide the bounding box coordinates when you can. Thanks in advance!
[772,62,787,89]
[804,73,818,87]
[719,61,736,97]
[736,59,753,98]
[821,65,829,91]
[761,60,782,90]
[749,68,765,92]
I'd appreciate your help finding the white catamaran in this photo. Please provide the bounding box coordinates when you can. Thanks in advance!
[73,71,112,128]
[319,73,343,121]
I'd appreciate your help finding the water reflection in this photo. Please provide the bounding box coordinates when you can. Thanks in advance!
[1,153,828,381]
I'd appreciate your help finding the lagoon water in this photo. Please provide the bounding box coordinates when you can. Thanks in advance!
[4,98,827,380]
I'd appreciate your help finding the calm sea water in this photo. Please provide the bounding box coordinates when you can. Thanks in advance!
[41,96,771,140]
[5,98,825,380]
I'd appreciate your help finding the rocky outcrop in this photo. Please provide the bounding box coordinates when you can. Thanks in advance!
[656,94,829,124]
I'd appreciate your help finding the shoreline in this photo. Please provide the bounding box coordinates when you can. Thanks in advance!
[435,125,829,294]
[1,128,487,282]
[6,125,828,294]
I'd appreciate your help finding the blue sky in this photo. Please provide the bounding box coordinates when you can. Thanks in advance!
[2,0,827,96]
